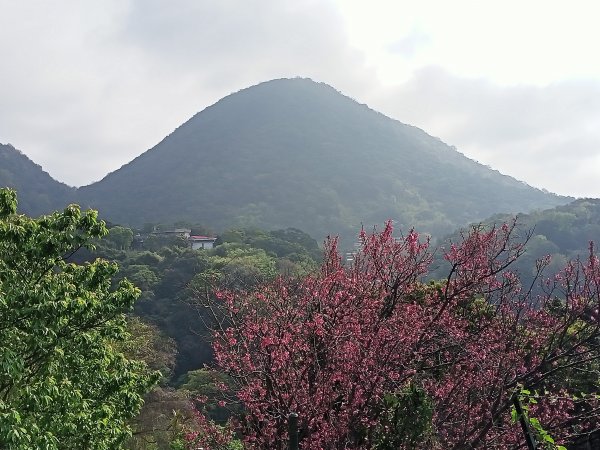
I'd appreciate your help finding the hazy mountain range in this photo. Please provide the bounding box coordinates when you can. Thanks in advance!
[0,78,573,241]
[0,143,72,214]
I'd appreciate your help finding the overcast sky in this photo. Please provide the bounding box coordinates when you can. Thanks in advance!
[1,0,599,197]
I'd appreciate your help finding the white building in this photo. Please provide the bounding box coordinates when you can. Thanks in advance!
[189,235,217,250]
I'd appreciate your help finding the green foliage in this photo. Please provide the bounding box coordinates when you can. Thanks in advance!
[107,225,134,250]
[511,388,568,450]
[121,264,160,295]
[119,318,190,450]
[209,243,277,288]
[0,188,156,449]
[143,234,188,252]
[122,226,322,378]
[217,227,320,277]
[119,317,177,382]
[220,227,321,262]
[372,383,434,449]
[126,388,193,450]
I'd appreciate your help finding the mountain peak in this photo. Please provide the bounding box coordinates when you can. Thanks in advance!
[74,79,569,241]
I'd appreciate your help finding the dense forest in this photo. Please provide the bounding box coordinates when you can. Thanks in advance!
[79,223,323,449]
[88,225,322,378]
[3,184,600,448]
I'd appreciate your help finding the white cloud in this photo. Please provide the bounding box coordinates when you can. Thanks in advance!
[333,0,600,86]
[370,67,600,197]
[0,0,372,186]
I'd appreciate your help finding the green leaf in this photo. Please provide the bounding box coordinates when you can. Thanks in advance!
[0,189,156,449]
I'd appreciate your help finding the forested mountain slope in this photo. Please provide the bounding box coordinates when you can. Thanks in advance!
[75,78,570,241]
[0,143,74,216]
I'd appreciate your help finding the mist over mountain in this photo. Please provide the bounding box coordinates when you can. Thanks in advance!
[0,143,74,215]
[3,78,571,241]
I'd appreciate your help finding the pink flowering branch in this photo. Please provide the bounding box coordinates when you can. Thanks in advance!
[193,221,600,449]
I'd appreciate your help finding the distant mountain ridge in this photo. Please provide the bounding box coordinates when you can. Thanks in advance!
[0,143,74,215]
[2,78,572,240]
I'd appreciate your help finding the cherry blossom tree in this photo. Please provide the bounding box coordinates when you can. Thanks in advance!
[192,221,600,449]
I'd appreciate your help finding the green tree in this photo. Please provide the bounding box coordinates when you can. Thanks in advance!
[107,225,134,250]
[120,317,191,450]
[0,189,156,449]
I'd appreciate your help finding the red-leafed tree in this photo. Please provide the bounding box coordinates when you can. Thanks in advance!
[191,221,600,449]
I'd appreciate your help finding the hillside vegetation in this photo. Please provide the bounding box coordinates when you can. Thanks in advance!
[0,143,74,216]
[72,78,569,241]
[432,198,600,285]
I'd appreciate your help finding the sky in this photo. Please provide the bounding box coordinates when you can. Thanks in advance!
[1,0,599,197]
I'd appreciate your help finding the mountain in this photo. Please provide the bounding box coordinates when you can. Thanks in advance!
[0,143,75,216]
[5,78,571,241]
[77,78,569,240]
